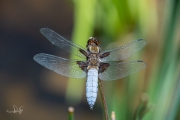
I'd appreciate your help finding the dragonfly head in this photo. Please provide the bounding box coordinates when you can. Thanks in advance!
[87,37,101,53]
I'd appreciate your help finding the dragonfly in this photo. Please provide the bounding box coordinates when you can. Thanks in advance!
[34,28,146,109]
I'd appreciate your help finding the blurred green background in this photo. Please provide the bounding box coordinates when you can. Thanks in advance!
[0,0,180,120]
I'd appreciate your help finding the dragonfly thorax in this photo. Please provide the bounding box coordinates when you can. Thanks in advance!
[87,53,100,70]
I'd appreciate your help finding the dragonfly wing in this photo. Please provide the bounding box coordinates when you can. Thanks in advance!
[40,28,88,59]
[98,60,146,81]
[101,39,146,62]
[34,53,86,78]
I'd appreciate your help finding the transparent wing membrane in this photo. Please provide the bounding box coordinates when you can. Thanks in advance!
[34,53,86,78]
[40,28,87,59]
[35,28,147,81]
[99,60,146,81]
[101,39,146,62]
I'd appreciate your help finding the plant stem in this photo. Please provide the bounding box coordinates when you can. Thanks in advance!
[98,79,109,120]
[111,111,116,120]
[68,107,74,120]
[134,93,150,120]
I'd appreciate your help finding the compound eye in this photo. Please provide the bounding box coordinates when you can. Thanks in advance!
[95,40,100,45]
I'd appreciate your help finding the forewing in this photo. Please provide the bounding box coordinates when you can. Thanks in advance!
[34,53,86,78]
[101,39,146,62]
[98,60,146,81]
[40,28,88,59]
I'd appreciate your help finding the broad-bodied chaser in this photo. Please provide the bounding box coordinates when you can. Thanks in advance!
[34,28,146,109]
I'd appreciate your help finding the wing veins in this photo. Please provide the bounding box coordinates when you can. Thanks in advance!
[40,28,88,59]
